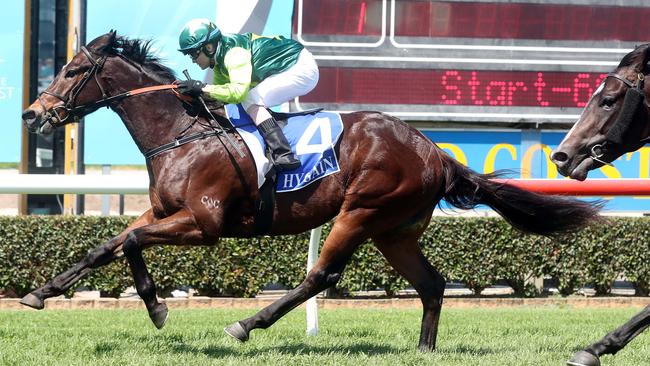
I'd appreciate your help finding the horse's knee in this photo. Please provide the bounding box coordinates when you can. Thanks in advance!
[81,243,114,268]
[308,268,342,289]
[122,232,140,257]
[324,272,341,287]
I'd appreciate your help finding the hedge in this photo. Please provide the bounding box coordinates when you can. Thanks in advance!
[0,215,648,298]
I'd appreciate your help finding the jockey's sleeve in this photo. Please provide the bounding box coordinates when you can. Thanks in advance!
[203,47,252,104]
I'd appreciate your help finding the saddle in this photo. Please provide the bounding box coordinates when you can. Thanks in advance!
[180,98,338,236]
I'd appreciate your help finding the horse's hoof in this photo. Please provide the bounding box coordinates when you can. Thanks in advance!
[150,303,169,329]
[19,293,44,310]
[417,344,435,352]
[224,321,249,342]
[567,350,601,366]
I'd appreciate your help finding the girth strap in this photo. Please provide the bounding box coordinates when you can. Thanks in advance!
[254,168,277,235]
[144,130,222,159]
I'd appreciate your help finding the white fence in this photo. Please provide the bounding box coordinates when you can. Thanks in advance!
[0,174,149,194]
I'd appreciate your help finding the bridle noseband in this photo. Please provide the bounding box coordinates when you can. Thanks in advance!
[589,72,646,166]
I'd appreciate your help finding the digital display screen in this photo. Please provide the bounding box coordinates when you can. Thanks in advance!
[297,0,650,42]
[394,1,650,41]
[302,68,608,108]
[296,0,383,36]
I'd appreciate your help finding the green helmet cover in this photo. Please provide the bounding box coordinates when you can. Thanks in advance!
[178,18,221,53]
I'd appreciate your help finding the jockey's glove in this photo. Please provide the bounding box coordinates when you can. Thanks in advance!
[177,79,206,97]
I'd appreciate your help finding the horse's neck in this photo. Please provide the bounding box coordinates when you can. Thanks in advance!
[113,91,190,154]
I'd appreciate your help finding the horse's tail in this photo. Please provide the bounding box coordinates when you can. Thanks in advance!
[439,153,602,235]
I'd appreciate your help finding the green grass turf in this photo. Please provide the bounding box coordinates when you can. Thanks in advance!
[0,306,648,365]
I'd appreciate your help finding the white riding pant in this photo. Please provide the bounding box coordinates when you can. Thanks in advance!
[242,48,319,110]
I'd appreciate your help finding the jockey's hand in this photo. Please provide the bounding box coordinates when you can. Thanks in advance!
[176,79,206,97]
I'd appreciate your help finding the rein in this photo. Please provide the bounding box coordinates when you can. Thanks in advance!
[71,84,180,115]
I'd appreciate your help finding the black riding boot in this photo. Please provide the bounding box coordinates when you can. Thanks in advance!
[257,118,301,171]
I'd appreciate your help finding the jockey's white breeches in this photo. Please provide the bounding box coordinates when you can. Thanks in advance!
[242,48,319,109]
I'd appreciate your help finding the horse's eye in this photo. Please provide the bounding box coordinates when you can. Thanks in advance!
[65,69,79,78]
[601,96,616,110]
[64,66,89,78]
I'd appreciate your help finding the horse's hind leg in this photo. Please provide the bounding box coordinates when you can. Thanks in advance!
[567,304,650,366]
[20,209,155,310]
[225,214,367,342]
[374,225,445,352]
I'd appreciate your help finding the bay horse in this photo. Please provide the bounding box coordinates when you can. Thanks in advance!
[552,44,650,366]
[21,32,600,352]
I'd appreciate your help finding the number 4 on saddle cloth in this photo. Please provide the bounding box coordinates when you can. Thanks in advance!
[224,104,344,193]
[225,104,343,234]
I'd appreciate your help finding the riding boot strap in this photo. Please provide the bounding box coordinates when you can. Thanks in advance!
[257,118,301,170]
[257,117,282,134]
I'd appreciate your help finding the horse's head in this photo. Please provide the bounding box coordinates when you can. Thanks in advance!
[551,44,650,180]
[22,31,178,136]
[22,31,120,134]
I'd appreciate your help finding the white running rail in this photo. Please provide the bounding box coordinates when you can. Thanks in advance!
[0,174,149,194]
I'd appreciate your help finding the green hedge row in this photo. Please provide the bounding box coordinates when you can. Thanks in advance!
[0,216,648,298]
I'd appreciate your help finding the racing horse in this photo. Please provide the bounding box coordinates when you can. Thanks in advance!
[21,32,601,352]
[552,44,650,366]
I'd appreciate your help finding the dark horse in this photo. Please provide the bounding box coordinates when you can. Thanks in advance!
[552,44,650,366]
[22,32,600,351]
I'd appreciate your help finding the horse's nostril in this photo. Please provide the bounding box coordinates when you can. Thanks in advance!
[22,109,36,122]
[551,151,568,163]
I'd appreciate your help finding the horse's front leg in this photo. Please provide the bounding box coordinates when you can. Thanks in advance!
[20,210,155,310]
[121,208,206,329]
[568,304,650,366]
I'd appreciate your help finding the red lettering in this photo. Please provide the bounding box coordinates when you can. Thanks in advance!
[534,72,549,107]
[468,71,483,105]
[486,81,507,106]
[441,70,462,105]
[573,73,593,107]
[507,81,527,106]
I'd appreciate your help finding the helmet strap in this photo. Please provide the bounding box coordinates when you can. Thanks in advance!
[202,42,217,68]
[201,46,212,57]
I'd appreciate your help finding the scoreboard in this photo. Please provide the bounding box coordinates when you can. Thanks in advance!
[306,68,608,108]
[293,0,650,123]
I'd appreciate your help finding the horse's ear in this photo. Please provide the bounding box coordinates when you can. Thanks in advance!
[641,43,650,74]
[87,31,118,53]
[107,30,117,49]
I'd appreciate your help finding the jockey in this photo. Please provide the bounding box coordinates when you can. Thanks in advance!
[177,18,319,172]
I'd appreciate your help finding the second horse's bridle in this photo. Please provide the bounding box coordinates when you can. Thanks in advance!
[589,72,646,166]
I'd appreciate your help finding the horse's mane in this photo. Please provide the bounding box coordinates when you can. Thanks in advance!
[104,36,177,83]
[617,43,650,70]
